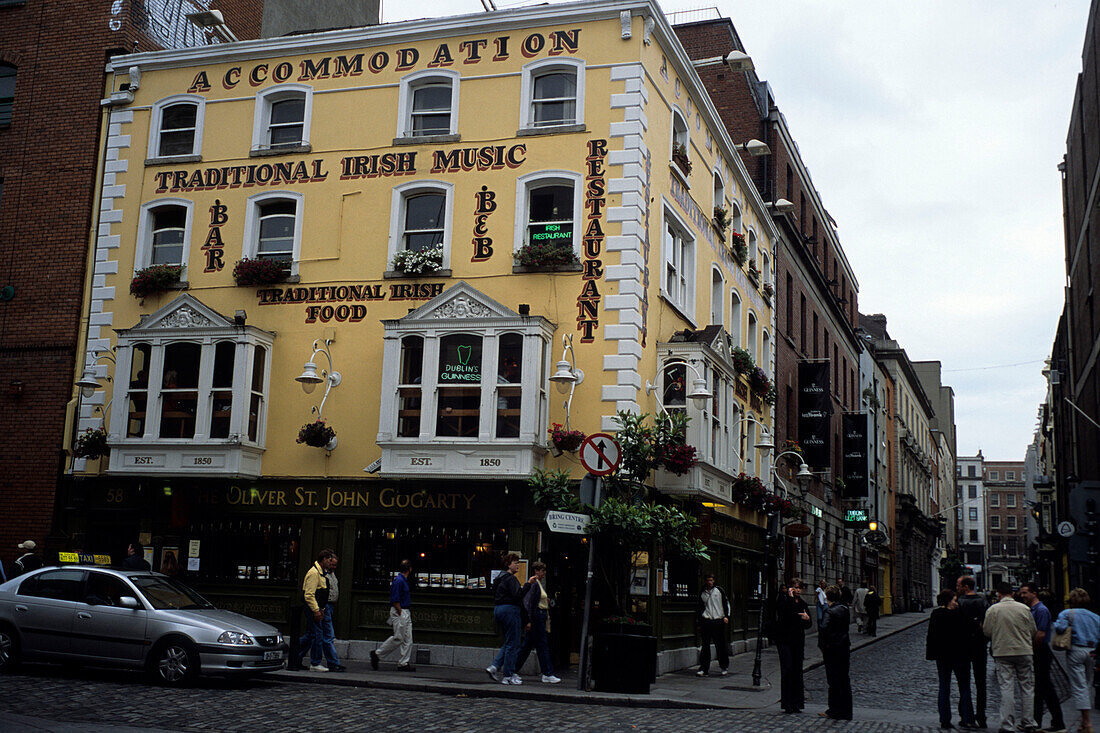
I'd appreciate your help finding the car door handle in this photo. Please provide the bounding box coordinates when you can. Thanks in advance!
[15,605,28,613]
[77,612,92,620]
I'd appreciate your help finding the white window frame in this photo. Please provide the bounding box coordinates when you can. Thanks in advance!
[729,289,743,347]
[762,329,772,373]
[990,515,1001,529]
[710,267,724,327]
[135,198,195,277]
[713,169,725,212]
[242,191,304,276]
[660,204,696,321]
[990,493,1000,507]
[513,170,582,259]
[748,228,758,265]
[747,311,758,361]
[147,94,205,160]
[387,180,455,270]
[250,83,313,153]
[1007,515,1017,530]
[730,200,743,236]
[519,57,585,130]
[396,69,460,138]
[1006,493,1017,507]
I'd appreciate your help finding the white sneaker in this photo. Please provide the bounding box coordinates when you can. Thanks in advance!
[720,669,729,677]
[509,674,523,685]
[542,675,562,684]
[486,665,500,681]
[309,664,329,672]
[500,676,515,685]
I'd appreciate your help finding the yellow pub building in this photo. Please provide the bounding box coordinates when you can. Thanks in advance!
[66,0,779,671]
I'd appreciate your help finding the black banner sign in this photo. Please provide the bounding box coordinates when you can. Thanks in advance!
[798,361,831,469]
[842,413,869,498]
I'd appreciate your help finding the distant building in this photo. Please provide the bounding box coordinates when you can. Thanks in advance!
[956,453,987,587]
[984,460,1028,586]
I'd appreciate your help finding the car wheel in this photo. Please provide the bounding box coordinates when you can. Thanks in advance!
[0,626,20,672]
[150,639,197,686]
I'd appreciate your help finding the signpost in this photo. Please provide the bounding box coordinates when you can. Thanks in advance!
[579,433,621,476]
[545,510,591,534]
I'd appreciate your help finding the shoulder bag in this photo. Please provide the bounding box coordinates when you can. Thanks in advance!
[1051,610,1073,650]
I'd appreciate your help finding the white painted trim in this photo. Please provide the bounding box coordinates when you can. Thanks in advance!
[512,169,583,260]
[134,198,195,278]
[386,179,456,269]
[519,56,585,131]
[241,190,305,276]
[250,83,313,153]
[396,68,460,138]
[146,94,206,159]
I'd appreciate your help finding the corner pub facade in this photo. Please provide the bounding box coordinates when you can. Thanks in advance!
[64,0,779,671]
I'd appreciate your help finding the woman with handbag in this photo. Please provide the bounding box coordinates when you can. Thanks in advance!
[1053,588,1100,733]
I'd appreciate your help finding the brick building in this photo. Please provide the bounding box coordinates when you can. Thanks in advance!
[984,460,1028,586]
[0,0,377,572]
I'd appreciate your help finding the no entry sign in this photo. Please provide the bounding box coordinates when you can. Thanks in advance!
[579,433,621,476]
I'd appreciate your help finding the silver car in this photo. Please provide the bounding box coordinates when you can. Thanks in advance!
[0,566,288,685]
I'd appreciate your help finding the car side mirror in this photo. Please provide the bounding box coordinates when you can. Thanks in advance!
[119,596,140,609]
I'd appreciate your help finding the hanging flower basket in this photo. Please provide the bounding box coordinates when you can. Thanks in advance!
[516,242,579,270]
[130,264,182,298]
[662,442,697,476]
[297,419,336,448]
[548,423,586,453]
[731,346,755,375]
[749,366,770,396]
[782,439,803,456]
[73,427,109,459]
[233,257,291,287]
[391,245,444,275]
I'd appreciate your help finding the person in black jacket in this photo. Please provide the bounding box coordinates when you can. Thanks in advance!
[121,541,151,570]
[955,575,989,729]
[818,585,852,721]
[775,578,813,713]
[486,553,533,685]
[696,572,731,676]
[927,589,976,730]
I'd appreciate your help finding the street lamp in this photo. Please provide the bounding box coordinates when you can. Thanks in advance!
[548,333,584,428]
[643,358,712,413]
[296,338,341,448]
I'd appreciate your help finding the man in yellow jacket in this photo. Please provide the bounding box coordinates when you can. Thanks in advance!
[298,549,344,672]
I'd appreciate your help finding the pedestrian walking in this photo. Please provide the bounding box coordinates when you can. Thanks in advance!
[298,549,344,672]
[14,540,42,575]
[371,559,415,671]
[1020,582,1067,733]
[864,585,881,636]
[927,589,977,730]
[696,572,731,677]
[514,561,561,684]
[818,584,853,721]
[838,578,854,607]
[853,581,869,634]
[816,579,829,628]
[1053,588,1099,733]
[486,553,533,686]
[121,541,150,570]
[956,576,990,729]
[983,581,1038,733]
[775,577,813,714]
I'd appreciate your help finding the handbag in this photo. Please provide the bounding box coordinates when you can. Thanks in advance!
[1051,610,1073,651]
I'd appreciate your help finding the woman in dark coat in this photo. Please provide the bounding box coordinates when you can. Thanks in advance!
[926,589,975,730]
[774,577,814,713]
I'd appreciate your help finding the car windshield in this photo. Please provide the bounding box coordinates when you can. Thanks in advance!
[130,575,215,610]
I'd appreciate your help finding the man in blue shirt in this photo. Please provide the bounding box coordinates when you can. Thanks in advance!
[1020,583,1066,733]
[371,559,414,671]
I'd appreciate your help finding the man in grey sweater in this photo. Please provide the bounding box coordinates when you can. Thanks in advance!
[983,582,1038,733]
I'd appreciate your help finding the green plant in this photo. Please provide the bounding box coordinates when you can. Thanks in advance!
[527,467,581,512]
[233,257,291,286]
[713,206,730,234]
[731,346,755,375]
[391,245,444,275]
[73,427,109,459]
[516,242,579,269]
[671,142,692,174]
[297,419,335,448]
[747,260,760,279]
[130,264,182,298]
[729,231,747,264]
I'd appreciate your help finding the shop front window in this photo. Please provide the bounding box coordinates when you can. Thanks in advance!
[437,334,482,438]
[356,521,509,590]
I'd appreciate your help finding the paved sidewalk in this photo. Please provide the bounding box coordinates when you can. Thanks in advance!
[274,609,931,710]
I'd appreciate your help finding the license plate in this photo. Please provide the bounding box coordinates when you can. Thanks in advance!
[263,650,284,661]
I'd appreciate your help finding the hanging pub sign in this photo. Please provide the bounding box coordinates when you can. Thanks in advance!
[842,412,869,498]
[797,361,831,469]
[438,336,482,383]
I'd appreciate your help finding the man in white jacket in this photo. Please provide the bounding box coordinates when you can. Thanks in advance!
[852,582,869,634]
[983,582,1038,733]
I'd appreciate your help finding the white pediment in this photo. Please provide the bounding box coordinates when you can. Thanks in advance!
[401,281,518,323]
[120,294,234,334]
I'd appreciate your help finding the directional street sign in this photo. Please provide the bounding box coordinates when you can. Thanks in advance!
[578,433,621,476]
[545,510,591,534]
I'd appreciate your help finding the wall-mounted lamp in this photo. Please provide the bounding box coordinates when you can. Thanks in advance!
[296,338,341,421]
[185,9,239,43]
[644,359,712,412]
[549,334,584,428]
[76,349,117,399]
[766,198,796,214]
[690,50,754,73]
[736,139,771,157]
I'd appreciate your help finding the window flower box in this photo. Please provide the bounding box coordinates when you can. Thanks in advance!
[232,257,291,287]
[747,260,760,283]
[515,242,579,271]
[762,282,774,299]
[390,245,444,276]
[297,419,336,449]
[712,206,730,243]
[73,427,109,460]
[671,142,692,176]
[130,264,183,299]
[731,346,755,376]
[729,231,747,265]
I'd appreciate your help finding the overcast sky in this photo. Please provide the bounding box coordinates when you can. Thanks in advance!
[383,0,1089,461]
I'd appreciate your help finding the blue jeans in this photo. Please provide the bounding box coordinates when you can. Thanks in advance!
[299,603,339,666]
[492,604,522,676]
[515,609,553,676]
[936,658,974,726]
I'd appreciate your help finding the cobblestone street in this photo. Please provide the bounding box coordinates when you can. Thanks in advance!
[6,622,1084,733]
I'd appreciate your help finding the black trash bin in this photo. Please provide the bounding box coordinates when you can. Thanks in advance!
[592,632,657,694]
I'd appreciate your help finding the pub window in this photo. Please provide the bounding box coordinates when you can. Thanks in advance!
[251,84,312,152]
[388,180,454,271]
[248,346,266,443]
[514,171,581,263]
[148,95,205,159]
[397,336,423,438]
[495,334,523,438]
[436,333,483,438]
[398,70,459,138]
[159,342,201,439]
[136,199,194,274]
[127,344,151,438]
[209,341,235,439]
[662,360,687,418]
[747,312,758,361]
[520,57,584,130]
[243,191,303,275]
[356,522,510,591]
[185,520,300,585]
[0,63,14,126]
